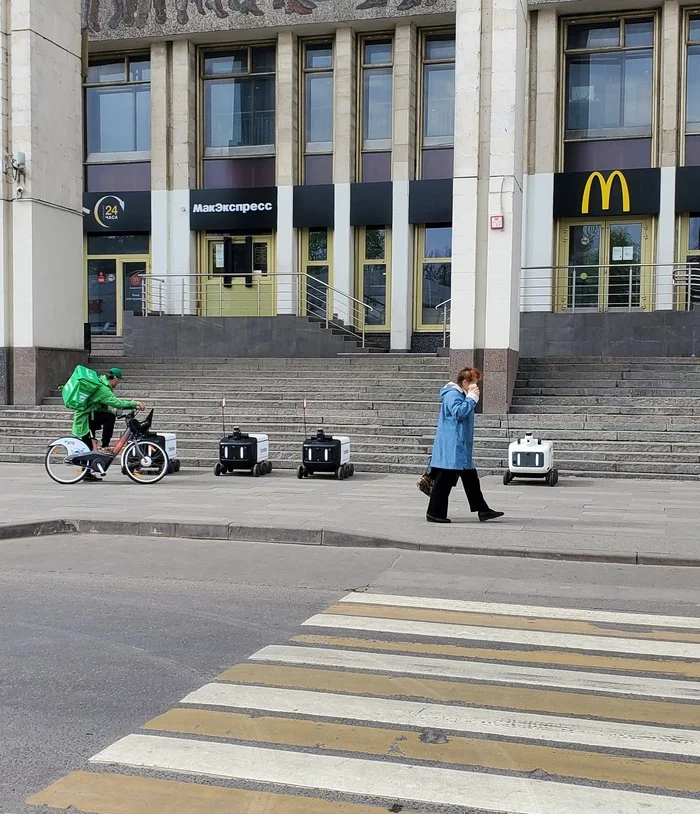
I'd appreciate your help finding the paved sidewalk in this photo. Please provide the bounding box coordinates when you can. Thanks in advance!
[1,464,698,564]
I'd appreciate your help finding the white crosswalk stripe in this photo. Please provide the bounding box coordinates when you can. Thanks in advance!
[90,733,700,814]
[181,682,700,757]
[28,591,700,813]
[249,643,700,700]
[303,612,700,657]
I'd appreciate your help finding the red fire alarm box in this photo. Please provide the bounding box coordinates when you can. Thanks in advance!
[490,215,505,230]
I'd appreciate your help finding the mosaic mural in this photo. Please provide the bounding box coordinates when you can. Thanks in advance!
[84,0,454,37]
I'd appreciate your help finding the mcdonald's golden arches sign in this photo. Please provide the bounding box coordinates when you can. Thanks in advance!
[553,168,660,219]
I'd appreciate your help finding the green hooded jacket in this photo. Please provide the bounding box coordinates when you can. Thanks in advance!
[71,375,138,439]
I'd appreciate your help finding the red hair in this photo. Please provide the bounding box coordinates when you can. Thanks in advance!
[456,367,482,386]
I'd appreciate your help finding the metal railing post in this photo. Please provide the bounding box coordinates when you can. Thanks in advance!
[219,277,223,317]
[442,306,447,348]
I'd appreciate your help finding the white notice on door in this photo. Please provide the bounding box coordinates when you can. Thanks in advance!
[623,246,634,261]
[215,243,224,268]
[612,247,623,261]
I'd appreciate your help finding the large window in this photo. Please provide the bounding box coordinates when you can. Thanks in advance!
[563,15,655,172]
[420,33,455,180]
[685,13,700,165]
[356,227,391,328]
[202,45,276,188]
[416,225,452,328]
[303,42,334,185]
[85,55,151,191]
[360,39,393,182]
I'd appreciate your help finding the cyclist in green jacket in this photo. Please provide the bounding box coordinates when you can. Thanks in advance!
[72,367,144,452]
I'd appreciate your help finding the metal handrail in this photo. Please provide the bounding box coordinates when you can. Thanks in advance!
[137,271,373,348]
[435,298,452,348]
[521,263,700,313]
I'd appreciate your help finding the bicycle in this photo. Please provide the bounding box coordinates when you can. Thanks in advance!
[45,409,170,486]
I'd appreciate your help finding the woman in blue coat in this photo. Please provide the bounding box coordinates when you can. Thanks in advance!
[427,367,504,523]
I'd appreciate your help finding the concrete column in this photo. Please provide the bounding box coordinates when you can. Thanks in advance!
[451,0,527,412]
[333,27,356,314]
[276,31,298,315]
[0,6,11,402]
[450,0,482,361]
[151,40,197,316]
[660,0,680,170]
[390,23,417,352]
[522,8,556,312]
[657,167,676,310]
[7,0,85,404]
[657,0,680,311]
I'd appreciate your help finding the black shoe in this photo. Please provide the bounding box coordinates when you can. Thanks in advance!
[479,510,504,522]
[84,473,102,482]
[426,514,451,524]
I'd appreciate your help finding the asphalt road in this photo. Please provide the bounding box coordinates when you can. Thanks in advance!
[2,534,700,812]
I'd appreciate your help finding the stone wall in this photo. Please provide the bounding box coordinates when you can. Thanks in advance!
[521,311,700,358]
[85,0,455,40]
[11,347,87,405]
[123,313,365,356]
[0,348,8,405]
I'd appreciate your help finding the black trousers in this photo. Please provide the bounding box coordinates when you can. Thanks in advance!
[427,468,490,519]
[81,411,116,449]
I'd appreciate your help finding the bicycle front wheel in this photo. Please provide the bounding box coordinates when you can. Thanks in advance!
[122,440,169,485]
[45,443,88,485]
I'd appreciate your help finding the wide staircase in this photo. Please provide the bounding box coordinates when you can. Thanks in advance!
[503,357,700,479]
[0,356,451,474]
[1,356,699,479]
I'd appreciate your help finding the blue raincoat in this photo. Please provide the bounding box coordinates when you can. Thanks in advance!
[430,383,478,470]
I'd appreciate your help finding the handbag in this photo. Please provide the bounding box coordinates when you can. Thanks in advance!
[417,465,436,497]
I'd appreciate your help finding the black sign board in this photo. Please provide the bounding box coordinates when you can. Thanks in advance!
[409,179,453,224]
[676,167,700,212]
[190,187,277,231]
[351,182,393,226]
[293,185,334,228]
[82,191,151,233]
[553,169,660,218]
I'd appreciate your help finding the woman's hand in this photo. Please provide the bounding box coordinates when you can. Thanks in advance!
[468,384,480,399]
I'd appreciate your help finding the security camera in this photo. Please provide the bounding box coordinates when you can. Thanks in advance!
[16,185,23,199]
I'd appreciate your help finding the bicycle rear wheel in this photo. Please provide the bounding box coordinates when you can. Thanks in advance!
[122,440,169,484]
[45,443,88,485]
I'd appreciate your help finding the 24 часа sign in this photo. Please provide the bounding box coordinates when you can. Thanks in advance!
[190,188,277,231]
[553,169,661,219]
[82,192,152,233]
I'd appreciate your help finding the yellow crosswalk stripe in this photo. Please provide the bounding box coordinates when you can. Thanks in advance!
[144,707,700,794]
[216,662,700,727]
[27,770,408,813]
[290,633,700,679]
[328,603,700,644]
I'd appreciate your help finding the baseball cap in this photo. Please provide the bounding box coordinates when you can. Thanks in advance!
[108,367,123,380]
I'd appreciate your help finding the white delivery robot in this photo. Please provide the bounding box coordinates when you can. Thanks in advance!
[504,433,559,487]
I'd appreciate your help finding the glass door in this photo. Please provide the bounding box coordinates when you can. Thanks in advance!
[565,223,601,310]
[558,220,651,312]
[204,235,274,317]
[606,223,643,310]
[122,260,148,317]
[87,258,118,335]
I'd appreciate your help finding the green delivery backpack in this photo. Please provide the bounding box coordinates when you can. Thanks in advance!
[60,365,101,411]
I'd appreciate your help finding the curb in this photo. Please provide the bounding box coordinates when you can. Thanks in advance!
[0,517,698,567]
